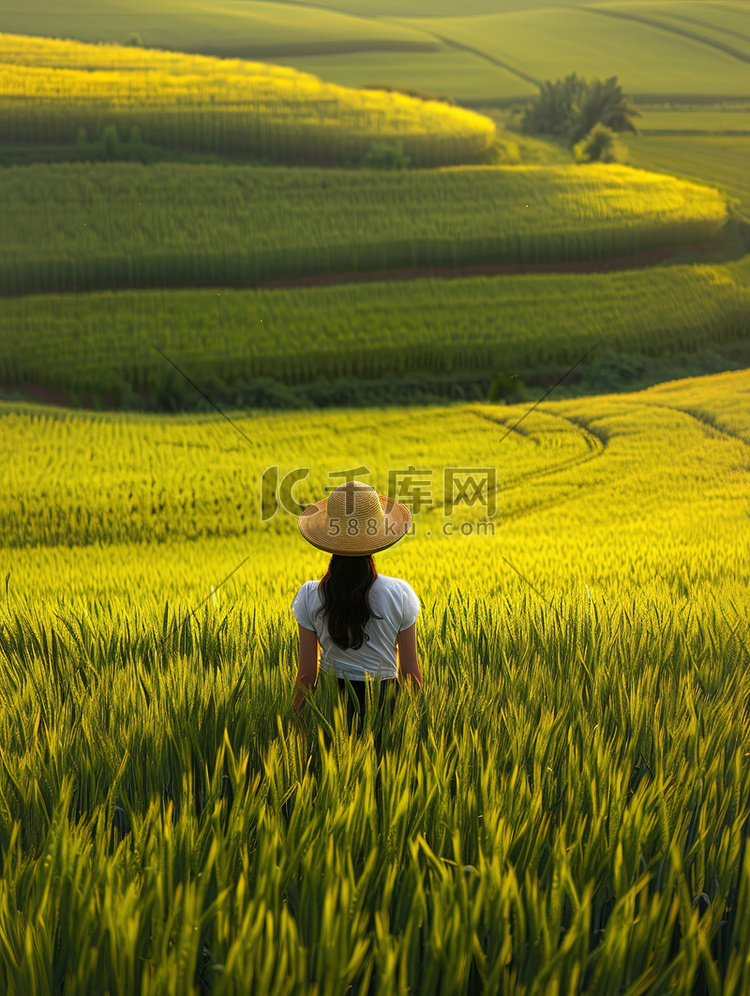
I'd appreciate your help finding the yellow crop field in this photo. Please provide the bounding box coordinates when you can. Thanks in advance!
[0,33,496,166]
[2,4,750,990]
[1,369,749,991]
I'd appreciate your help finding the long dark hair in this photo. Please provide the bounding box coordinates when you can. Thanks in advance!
[315,554,382,650]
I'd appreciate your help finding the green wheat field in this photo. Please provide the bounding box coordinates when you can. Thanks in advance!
[3,370,750,993]
[2,0,750,992]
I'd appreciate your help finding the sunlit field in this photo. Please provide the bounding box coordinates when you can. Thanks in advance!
[394,6,750,99]
[0,34,495,167]
[3,0,750,989]
[0,161,726,295]
[4,0,749,102]
[1,368,750,992]
[638,109,750,134]
[0,0,445,59]
[626,134,750,221]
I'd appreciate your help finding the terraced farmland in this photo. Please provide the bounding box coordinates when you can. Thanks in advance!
[0,33,496,167]
[4,0,749,102]
[0,161,727,296]
[627,134,750,219]
[3,260,748,403]
[2,4,750,991]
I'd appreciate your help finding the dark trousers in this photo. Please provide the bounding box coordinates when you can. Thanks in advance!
[337,677,399,735]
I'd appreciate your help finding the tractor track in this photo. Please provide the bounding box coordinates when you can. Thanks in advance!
[428,406,607,518]
[640,400,750,451]
[579,6,750,65]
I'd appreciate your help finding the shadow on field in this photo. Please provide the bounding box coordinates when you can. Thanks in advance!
[5,340,750,415]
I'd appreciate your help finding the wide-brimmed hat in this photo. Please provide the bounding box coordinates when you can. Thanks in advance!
[298,480,412,556]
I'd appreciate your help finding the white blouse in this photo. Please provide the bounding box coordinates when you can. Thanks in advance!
[291,573,421,681]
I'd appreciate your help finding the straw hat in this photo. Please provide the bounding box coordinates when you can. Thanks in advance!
[298,480,412,556]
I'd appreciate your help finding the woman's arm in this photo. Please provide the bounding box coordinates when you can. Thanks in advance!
[397,623,422,689]
[293,623,319,711]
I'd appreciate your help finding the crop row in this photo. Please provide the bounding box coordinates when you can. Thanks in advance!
[2,261,747,400]
[627,134,750,221]
[0,33,495,166]
[1,586,748,994]
[2,368,748,558]
[0,161,727,296]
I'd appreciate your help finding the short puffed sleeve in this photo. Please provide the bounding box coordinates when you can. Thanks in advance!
[291,581,316,631]
[398,580,421,631]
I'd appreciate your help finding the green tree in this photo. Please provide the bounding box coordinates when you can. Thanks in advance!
[569,76,640,144]
[521,73,582,137]
[574,124,622,163]
[522,74,639,145]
